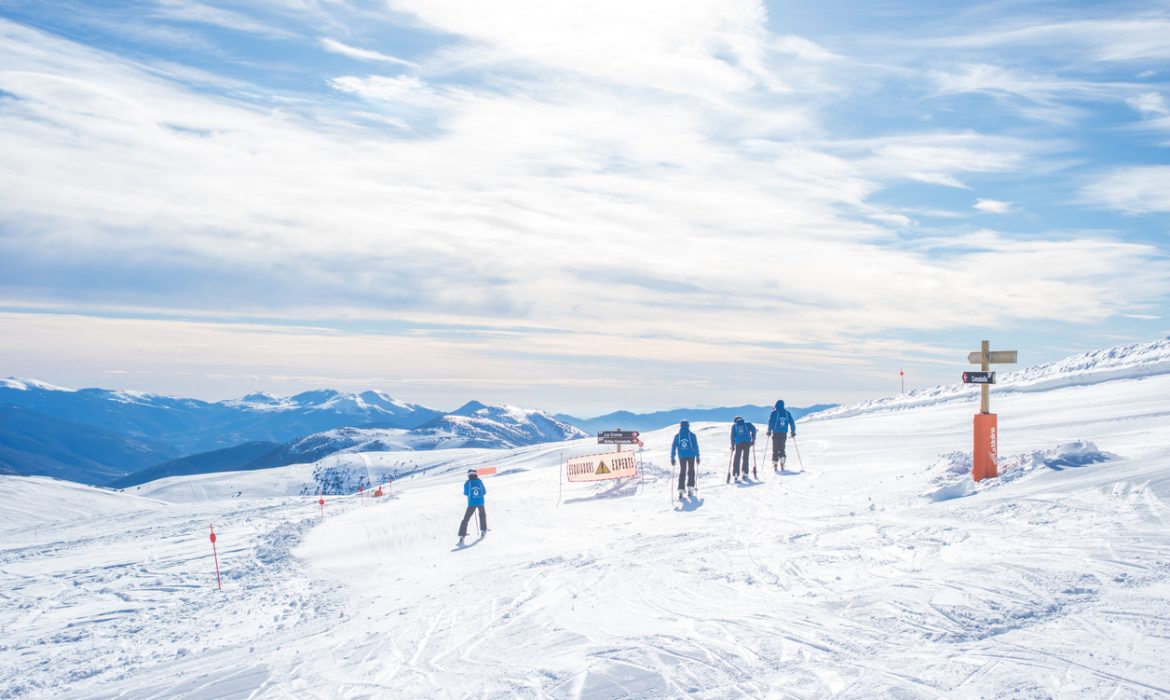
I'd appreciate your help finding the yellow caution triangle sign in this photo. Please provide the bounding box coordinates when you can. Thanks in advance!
[594,460,610,475]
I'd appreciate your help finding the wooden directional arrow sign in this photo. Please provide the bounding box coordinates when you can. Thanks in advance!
[962,371,996,384]
[968,340,1018,416]
[597,430,640,444]
[968,350,1018,364]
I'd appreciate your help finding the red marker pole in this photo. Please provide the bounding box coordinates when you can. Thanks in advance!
[209,524,222,591]
[319,497,325,518]
[900,368,905,394]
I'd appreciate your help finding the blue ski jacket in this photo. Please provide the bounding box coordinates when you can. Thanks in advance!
[768,400,796,436]
[671,428,700,460]
[730,418,757,445]
[464,477,486,506]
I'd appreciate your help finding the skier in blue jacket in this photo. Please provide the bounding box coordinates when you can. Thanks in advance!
[670,419,701,498]
[767,399,796,472]
[457,469,487,544]
[729,416,757,481]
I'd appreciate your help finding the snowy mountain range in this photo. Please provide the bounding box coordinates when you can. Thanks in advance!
[0,379,591,486]
[226,402,589,474]
[0,380,441,483]
[0,379,441,448]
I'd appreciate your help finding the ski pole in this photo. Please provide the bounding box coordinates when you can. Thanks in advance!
[752,440,759,480]
[792,435,804,471]
[726,447,733,484]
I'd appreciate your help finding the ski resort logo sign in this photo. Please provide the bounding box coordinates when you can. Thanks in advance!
[566,451,638,482]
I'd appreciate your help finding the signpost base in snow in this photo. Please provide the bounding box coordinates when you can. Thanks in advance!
[973,413,998,481]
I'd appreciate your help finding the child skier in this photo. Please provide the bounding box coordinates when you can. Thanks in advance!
[767,399,797,472]
[670,419,701,498]
[457,469,487,545]
[730,416,757,481]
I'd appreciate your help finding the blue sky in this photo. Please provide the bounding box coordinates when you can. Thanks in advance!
[1,0,1168,414]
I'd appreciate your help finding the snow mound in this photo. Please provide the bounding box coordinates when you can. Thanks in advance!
[921,452,977,501]
[812,337,1170,421]
[922,441,1114,501]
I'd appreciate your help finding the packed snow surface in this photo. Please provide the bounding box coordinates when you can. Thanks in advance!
[3,345,1170,698]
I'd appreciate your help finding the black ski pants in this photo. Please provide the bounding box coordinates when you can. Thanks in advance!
[458,505,487,537]
[732,443,752,476]
[771,432,789,462]
[677,457,695,490]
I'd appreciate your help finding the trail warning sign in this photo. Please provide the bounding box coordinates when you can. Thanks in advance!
[566,451,637,482]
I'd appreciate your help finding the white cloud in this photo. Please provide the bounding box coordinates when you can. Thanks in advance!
[153,0,294,37]
[974,198,1013,214]
[932,18,1170,64]
[836,132,1048,190]
[329,74,433,102]
[928,63,1131,124]
[772,35,840,62]
[320,38,418,67]
[1127,91,1169,117]
[386,0,774,102]
[1082,166,1170,214]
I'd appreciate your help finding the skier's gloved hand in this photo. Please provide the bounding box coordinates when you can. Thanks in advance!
[671,459,676,466]
[767,431,772,436]
[697,458,701,465]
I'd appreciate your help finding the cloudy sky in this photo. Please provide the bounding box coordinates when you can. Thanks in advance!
[1,0,1168,414]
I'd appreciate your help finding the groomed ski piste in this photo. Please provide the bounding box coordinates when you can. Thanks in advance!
[3,340,1170,699]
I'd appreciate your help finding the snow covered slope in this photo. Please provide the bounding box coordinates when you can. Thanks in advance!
[808,336,1170,420]
[3,340,1170,698]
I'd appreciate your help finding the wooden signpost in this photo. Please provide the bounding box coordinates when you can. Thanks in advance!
[966,340,1017,481]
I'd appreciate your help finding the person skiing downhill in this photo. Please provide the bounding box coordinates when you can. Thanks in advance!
[457,469,487,545]
[767,399,797,472]
[729,416,757,481]
[670,420,701,498]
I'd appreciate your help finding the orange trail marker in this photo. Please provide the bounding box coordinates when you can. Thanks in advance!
[209,524,222,591]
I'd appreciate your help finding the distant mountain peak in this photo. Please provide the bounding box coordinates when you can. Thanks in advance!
[451,400,490,416]
[2,376,74,392]
[290,389,343,405]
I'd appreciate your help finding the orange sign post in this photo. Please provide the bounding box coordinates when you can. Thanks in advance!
[966,340,1017,481]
